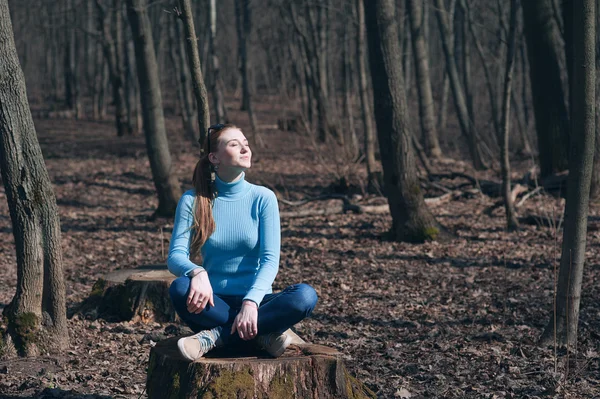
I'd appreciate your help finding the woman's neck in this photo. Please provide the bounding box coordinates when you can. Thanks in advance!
[216,169,244,183]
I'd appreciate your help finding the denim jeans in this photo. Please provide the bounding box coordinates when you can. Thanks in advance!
[169,278,318,344]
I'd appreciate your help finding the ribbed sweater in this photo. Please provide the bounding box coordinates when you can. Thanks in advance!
[167,172,281,305]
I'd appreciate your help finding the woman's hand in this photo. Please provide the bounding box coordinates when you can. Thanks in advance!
[231,301,258,340]
[187,270,214,314]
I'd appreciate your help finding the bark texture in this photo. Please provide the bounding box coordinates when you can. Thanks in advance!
[364,0,448,242]
[147,338,375,398]
[126,0,181,217]
[540,0,595,347]
[0,0,69,356]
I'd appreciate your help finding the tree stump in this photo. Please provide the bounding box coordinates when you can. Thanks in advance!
[146,337,376,398]
[78,264,177,323]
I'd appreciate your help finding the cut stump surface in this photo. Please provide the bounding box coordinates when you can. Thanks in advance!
[78,264,176,323]
[147,336,375,398]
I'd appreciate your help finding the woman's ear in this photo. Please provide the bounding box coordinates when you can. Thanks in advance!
[208,152,218,165]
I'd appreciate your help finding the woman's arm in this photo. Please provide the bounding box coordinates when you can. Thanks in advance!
[167,191,205,277]
[243,189,281,305]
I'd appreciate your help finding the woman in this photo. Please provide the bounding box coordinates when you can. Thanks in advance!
[168,123,318,361]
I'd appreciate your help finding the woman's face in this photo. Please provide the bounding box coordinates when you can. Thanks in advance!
[209,128,252,171]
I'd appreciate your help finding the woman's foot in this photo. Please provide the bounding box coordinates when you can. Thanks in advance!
[256,332,292,357]
[177,327,222,361]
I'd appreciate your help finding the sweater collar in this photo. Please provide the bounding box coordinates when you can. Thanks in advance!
[214,172,250,200]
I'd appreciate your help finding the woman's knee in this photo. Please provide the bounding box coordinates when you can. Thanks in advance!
[290,283,318,315]
[169,276,190,303]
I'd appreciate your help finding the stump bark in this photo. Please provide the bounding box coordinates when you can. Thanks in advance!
[147,337,375,398]
[79,264,177,323]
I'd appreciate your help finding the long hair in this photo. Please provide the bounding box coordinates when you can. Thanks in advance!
[189,124,238,258]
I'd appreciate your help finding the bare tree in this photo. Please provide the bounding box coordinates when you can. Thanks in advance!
[406,0,441,159]
[0,0,69,356]
[355,0,378,192]
[168,18,198,142]
[540,0,595,347]
[522,0,570,178]
[364,0,449,242]
[126,0,181,217]
[177,0,210,145]
[95,0,132,136]
[498,0,520,230]
[208,0,228,123]
[434,0,486,169]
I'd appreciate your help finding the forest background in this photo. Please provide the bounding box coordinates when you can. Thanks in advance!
[1,0,600,398]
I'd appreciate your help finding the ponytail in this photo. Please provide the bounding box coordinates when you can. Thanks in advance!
[189,155,215,258]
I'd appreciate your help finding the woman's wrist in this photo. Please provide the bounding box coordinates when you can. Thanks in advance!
[189,268,206,278]
[242,300,258,309]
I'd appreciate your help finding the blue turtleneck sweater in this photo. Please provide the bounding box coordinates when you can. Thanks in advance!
[167,172,281,305]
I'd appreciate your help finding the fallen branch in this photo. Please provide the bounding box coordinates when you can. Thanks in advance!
[279,191,462,218]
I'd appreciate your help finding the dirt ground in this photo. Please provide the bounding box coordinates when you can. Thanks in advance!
[1,104,600,398]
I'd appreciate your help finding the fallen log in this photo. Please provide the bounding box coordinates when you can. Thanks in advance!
[77,264,177,323]
[146,336,375,398]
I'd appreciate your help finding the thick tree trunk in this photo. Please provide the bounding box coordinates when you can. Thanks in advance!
[0,0,69,356]
[591,2,600,199]
[522,0,570,178]
[355,0,378,193]
[540,0,595,347]
[178,0,210,145]
[406,0,441,159]
[126,0,181,217]
[364,0,449,242]
[434,0,486,170]
[499,0,520,231]
[147,338,375,398]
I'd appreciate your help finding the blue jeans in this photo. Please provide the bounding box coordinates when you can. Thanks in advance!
[169,278,318,344]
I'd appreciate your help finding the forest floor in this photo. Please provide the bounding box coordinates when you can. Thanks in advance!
[1,104,600,399]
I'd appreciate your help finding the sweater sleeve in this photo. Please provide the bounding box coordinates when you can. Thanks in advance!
[167,191,204,277]
[243,190,281,305]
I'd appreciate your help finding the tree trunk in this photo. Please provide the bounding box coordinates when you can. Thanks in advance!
[95,0,132,136]
[178,0,210,146]
[436,0,456,134]
[0,0,69,356]
[522,0,570,178]
[364,0,449,242]
[499,0,520,231]
[235,0,251,111]
[208,0,227,123]
[355,0,378,193]
[146,338,375,398]
[591,1,600,199]
[126,0,181,217]
[407,0,441,159]
[434,0,486,170]
[169,18,198,143]
[234,0,261,147]
[540,0,595,347]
